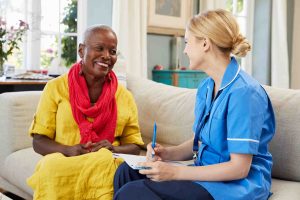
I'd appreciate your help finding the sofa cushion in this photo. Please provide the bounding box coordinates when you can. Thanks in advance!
[2,148,42,196]
[264,86,300,182]
[0,91,42,167]
[270,179,300,199]
[127,74,196,148]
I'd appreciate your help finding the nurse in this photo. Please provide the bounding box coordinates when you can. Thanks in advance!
[113,9,275,200]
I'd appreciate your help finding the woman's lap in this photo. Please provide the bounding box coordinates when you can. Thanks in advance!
[28,148,122,200]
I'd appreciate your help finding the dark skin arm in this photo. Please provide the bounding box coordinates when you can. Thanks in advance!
[32,134,141,157]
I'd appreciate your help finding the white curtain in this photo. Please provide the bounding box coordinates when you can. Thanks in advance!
[291,0,300,89]
[271,0,289,88]
[112,0,147,78]
[199,0,226,12]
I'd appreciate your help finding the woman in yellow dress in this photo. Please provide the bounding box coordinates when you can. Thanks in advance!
[27,25,144,200]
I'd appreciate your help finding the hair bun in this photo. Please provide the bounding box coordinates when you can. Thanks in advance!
[231,34,251,57]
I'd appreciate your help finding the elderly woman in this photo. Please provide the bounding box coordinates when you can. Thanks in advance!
[113,9,275,200]
[27,25,144,199]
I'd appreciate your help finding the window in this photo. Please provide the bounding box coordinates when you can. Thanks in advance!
[0,0,78,70]
[0,0,26,68]
[226,0,254,74]
[40,0,78,69]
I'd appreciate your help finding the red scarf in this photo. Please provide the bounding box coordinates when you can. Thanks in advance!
[68,61,118,144]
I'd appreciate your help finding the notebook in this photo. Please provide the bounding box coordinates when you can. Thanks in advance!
[113,153,190,170]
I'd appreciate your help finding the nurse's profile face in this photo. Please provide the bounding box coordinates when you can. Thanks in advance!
[183,30,207,70]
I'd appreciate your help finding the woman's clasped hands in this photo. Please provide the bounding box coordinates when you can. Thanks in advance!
[65,140,115,157]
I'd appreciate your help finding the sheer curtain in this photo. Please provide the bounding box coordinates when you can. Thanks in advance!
[291,0,300,89]
[112,0,147,78]
[271,0,289,88]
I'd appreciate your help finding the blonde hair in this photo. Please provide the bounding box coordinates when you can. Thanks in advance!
[187,9,251,57]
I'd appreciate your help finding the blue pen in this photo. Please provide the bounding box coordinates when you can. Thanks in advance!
[151,122,157,158]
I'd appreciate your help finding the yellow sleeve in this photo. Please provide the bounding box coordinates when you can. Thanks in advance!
[28,79,58,139]
[117,86,144,146]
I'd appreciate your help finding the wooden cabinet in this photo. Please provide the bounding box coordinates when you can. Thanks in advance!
[152,70,207,89]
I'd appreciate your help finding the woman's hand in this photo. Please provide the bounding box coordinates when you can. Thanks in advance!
[33,134,92,157]
[89,140,115,152]
[146,142,168,161]
[64,142,92,157]
[138,161,178,182]
[65,140,115,156]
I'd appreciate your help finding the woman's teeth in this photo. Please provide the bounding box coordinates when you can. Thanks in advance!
[96,62,108,68]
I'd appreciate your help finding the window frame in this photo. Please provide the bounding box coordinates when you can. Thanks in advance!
[20,0,79,70]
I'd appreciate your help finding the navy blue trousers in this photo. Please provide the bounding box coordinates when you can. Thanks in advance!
[114,162,214,200]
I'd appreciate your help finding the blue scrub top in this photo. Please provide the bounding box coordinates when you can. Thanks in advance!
[193,57,276,200]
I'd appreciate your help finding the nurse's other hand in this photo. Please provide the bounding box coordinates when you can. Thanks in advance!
[146,143,168,162]
[138,161,177,181]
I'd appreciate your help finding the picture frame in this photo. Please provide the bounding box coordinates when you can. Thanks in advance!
[147,0,193,36]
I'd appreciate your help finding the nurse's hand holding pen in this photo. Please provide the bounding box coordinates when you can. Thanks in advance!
[140,143,178,182]
[146,122,169,162]
[146,142,168,161]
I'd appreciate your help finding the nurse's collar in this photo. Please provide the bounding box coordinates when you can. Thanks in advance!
[219,57,240,91]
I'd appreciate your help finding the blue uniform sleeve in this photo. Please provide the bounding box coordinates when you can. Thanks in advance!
[227,86,266,154]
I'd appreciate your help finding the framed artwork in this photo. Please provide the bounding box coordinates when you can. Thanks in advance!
[147,0,193,36]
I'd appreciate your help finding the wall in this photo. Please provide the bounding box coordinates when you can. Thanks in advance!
[147,0,199,79]
[147,35,189,78]
[87,0,113,27]
[85,0,296,83]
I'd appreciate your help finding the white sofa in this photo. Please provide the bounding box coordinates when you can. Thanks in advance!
[0,75,299,199]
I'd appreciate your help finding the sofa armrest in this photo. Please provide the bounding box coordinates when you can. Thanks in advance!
[0,91,42,166]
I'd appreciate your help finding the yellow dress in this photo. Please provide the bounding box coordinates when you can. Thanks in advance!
[27,74,144,200]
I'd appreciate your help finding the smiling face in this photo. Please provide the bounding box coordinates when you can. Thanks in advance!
[78,28,117,79]
[183,30,207,70]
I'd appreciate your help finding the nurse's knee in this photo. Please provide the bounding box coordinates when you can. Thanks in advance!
[116,162,132,175]
[114,181,141,200]
[114,162,132,189]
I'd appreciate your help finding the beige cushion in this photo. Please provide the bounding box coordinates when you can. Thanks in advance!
[0,91,41,167]
[264,86,300,182]
[127,74,196,148]
[2,148,42,196]
[270,179,300,199]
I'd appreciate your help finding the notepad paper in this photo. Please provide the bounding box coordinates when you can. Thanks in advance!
[113,153,150,170]
[113,153,191,170]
